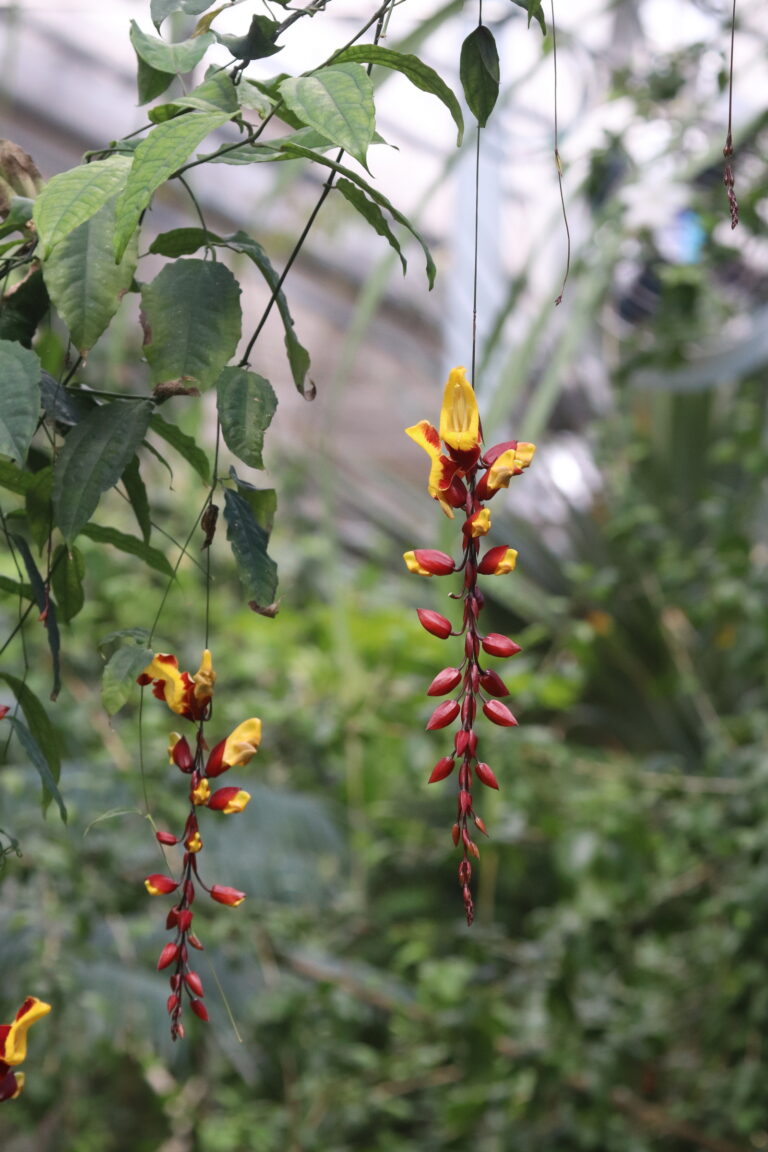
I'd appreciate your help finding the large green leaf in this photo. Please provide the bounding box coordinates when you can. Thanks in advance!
[0,672,62,789]
[149,413,210,484]
[33,155,132,258]
[332,45,464,146]
[223,487,278,612]
[148,69,239,122]
[50,543,85,623]
[52,400,154,543]
[79,523,174,578]
[102,644,154,716]
[273,145,436,289]
[460,26,500,127]
[113,112,230,260]
[279,65,375,168]
[42,197,138,354]
[335,178,406,275]
[7,715,67,822]
[141,259,241,389]
[216,367,277,469]
[0,339,41,461]
[129,20,214,74]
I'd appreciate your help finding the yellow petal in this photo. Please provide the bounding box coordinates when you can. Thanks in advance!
[1,998,51,1066]
[142,654,187,715]
[192,648,216,704]
[191,779,211,806]
[439,367,480,452]
[167,732,183,765]
[222,718,262,768]
[403,551,432,577]
[468,508,491,537]
[185,831,203,853]
[486,443,536,491]
[223,789,251,815]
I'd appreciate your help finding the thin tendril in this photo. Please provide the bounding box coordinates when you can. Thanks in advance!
[722,0,739,229]
[550,0,571,304]
[470,0,483,391]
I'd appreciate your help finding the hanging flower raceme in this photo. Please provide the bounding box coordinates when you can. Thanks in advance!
[405,367,535,925]
[138,650,260,1039]
[0,997,51,1103]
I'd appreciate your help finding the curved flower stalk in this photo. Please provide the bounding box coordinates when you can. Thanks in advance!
[405,368,535,925]
[138,650,260,1039]
[0,997,51,1102]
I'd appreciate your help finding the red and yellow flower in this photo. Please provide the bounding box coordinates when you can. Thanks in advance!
[0,997,51,1103]
[138,649,215,722]
[404,366,535,925]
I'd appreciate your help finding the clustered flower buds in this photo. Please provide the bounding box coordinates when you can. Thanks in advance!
[138,650,260,1039]
[0,996,51,1103]
[405,367,534,925]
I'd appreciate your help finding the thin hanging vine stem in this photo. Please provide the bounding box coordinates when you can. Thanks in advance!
[550,0,570,304]
[722,0,739,229]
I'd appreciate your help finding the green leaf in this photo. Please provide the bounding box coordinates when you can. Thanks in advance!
[98,627,151,652]
[121,455,152,544]
[0,458,33,495]
[149,413,210,484]
[217,15,282,62]
[0,672,62,783]
[279,65,375,168]
[229,468,276,532]
[52,400,154,543]
[33,155,132,258]
[149,226,220,256]
[0,267,49,346]
[460,26,500,127]
[80,523,174,578]
[42,196,139,354]
[151,0,215,30]
[130,21,215,74]
[25,466,52,550]
[223,487,278,611]
[50,543,85,623]
[7,715,66,822]
[11,533,61,700]
[140,259,241,388]
[225,231,311,393]
[136,55,174,106]
[335,178,406,275]
[273,145,436,289]
[332,45,464,147]
[40,374,96,426]
[0,574,34,599]
[0,339,41,461]
[509,0,547,35]
[148,69,239,122]
[113,112,230,260]
[101,644,153,716]
[216,367,276,469]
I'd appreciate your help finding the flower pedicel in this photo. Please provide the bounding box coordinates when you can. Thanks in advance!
[405,367,534,925]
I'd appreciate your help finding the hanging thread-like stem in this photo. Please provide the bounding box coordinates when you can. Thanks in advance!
[550,0,570,304]
[723,0,739,229]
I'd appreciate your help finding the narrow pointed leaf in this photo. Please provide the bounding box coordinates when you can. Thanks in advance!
[136,55,174,105]
[217,367,276,469]
[121,455,152,543]
[141,259,241,389]
[50,544,85,623]
[113,112,230,260]
[460,26,500,127]
[509,0,547,34]
[102,644,154,715]
[25,466,53,550]
[7,716,66,822]
[149,227,219,256]
[42,197,138,354]
[332,45,464,146]
[79,523,174,578]
[279,65,375,167]
[223,487,278,611]
[129,21,215,74]
[149,413,210,484]
[53,400,154,543]
[11,533,61,700]
[0,339,41,461]
[335,178,406,275]
[225,231,311,393]
[0,672,62,790]
[33,156,132,258]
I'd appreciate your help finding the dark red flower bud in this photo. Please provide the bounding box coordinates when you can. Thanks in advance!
[157,943,179,971]
[445,477,467,507]
[455,730,469,756]
[426,699,460,730]
[184,971,204,997]
[475,761,499,789]
[417,609,452,639]
[482,633,522,658]
[458,789,472,814]
[145,874,179,896]
[426,667,462,696]
[480,669,509,697]
[458,859,472,884]
[172,736,194,772]
[204,739,228,777]
[428,756,455,783]
[412,549,456,575]
[465,632,479,659]
[468,840,480,859]
[156,830,178,846]
[167,994,179,1015]
[188,934,204,951]
[451,823,460,846]
[210,885,246,907]
[184,880,196,904]
[174,1022,185,1040]
[478,545,517,575]
[190,998,209,1022]
[458,763,470,788]
[170,974,181,991]
[178,909,193,932]
[483,700,518,727]
[166,908,179,929]
[469,664,480,693]
[461,696,476,725]
[474,816,488,835]
[467,730,478,755]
